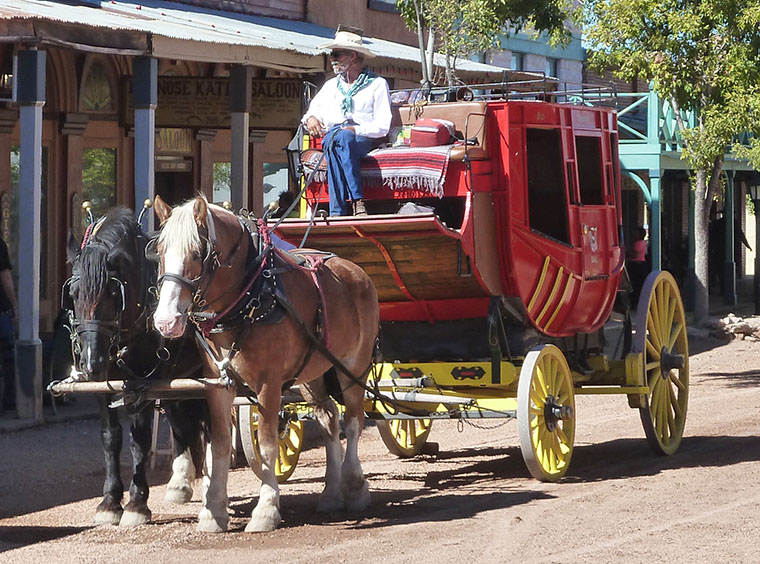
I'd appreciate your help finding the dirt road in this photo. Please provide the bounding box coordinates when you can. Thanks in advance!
[1,334,759,564]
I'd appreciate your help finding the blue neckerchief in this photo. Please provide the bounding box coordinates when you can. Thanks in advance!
[336,69,376,116]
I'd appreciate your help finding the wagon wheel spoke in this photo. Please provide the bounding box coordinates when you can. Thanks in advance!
[518,345,575,482]
[239,405,304,484]
[378,417,433,458]
[634,271,689,456]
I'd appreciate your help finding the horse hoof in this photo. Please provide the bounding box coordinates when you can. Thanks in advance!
[164,485,193,505]
[197,508,228,533]
[119,508,151,527]
[316,492,345,514]
[94,509,122,526]
[246,506,281,532]
[343,480,371,512]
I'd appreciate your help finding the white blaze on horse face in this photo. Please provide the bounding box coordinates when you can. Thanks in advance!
[154,249,190,338]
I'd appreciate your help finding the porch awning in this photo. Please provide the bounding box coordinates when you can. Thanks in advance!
[0,0,536,82]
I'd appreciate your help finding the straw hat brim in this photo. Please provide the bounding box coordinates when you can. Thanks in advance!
[319,39,376,59]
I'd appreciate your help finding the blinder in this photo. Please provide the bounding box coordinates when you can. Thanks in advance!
[145,235,160,264]
[62,275,127,316]
[156,233,218,301]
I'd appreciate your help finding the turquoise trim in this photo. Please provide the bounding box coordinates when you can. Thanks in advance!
[498,33,585,61]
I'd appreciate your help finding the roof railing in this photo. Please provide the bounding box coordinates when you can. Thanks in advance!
[387,72,621,107]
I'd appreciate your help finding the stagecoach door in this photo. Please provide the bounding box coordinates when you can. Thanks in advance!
[578,208,609,278]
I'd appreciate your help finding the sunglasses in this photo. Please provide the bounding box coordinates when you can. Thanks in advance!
[330,50,351,58]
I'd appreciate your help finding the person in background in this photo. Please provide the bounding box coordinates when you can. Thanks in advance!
[272,190,298,219]
[302,25,392,217]
[0,236,17,414]
[627,226,649,305]
[709,208,752,295]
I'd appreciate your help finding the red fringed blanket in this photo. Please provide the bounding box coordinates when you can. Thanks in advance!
[360,145,453,198]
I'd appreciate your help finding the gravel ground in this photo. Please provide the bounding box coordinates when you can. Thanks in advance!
[1,331,759,564]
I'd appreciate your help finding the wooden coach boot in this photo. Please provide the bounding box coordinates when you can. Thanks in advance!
[353,199,367,216]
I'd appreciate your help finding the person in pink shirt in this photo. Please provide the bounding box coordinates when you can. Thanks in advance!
[628,226,649,305]
[629,227,648,262]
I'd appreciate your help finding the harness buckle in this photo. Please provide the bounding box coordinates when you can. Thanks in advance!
[244,297,261,321]
[215,357,234,388]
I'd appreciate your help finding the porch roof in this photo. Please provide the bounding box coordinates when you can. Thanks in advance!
[0,0,529,83]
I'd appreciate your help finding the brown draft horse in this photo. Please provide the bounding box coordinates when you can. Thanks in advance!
[151,195,379,533]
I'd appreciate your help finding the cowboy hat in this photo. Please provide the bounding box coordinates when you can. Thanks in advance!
[319,26,376,59]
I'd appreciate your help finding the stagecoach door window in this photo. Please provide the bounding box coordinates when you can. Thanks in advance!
[82,148,116,221]
[213,161,231,204]
[10,146,48,298]
[575,136,605,205]
[526,128,569,244]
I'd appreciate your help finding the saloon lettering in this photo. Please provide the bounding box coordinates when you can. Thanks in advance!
[124,78,301,129]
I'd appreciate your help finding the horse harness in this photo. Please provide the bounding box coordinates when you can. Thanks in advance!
[63,221,186,389]
[64,223,155,365]
[157,210,336,389]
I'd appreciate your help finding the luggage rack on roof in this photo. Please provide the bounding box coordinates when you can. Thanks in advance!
[389,70,618,107]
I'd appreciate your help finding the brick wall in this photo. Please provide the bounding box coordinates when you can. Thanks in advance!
[174,0,305,19]
[583,67,641,94]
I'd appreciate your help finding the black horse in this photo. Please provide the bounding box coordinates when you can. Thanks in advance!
[64,207,207,526]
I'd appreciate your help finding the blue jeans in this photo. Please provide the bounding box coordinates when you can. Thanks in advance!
[322,126,376,216]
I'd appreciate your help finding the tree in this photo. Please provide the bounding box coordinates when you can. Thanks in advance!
[396,0,570,86]
[583,0,760,322]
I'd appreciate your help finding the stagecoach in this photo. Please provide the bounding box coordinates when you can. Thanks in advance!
[51,81,688,488]
[264,84,689,482]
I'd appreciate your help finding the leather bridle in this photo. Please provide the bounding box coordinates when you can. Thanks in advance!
[154,208,247,319]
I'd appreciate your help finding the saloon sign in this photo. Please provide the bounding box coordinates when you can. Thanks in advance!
[123,77,303,129]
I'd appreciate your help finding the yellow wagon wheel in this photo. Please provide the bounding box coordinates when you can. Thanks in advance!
[377,419,433,457]
[517,345,576,482]
[238,404,304,483]
[634,271,689,455]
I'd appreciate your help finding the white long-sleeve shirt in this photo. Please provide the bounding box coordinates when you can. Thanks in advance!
[302,73,392,138]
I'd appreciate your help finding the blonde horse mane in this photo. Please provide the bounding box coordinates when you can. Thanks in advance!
[157,196,232,259]
[158,200,202,260]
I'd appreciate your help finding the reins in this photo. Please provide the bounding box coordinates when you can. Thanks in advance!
[65,217,166,382]
[168,207,430,415]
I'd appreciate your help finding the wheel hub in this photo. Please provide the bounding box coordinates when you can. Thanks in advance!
[660,347,685,373]
[544,394,575,432]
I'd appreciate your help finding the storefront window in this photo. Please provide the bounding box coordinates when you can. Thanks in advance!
[213,161,231,204]
[82,148,116,221]
[263,163,289,210]
[10,146,48,297]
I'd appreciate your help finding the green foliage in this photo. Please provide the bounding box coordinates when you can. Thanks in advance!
[397,0,571,84]
[583,0,760,320]
[583,0,760,172]
[213,162,231,195]
[82,148,116,220]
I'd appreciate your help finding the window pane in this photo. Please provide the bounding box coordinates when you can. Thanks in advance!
[263,163,291,211]
[82,148,116,221]
[576,137,605,205]
[510,52,524,71]
[545,58,558,78]
[526,129,569,243]
[213,162,231,204]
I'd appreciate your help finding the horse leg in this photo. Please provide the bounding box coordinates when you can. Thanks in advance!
[339,380,371,512]
[301,378,345,513]
[120,404,153,526]
[94,396,124,525]
[164,399,207,504]
[197,386,235,533]
[245,384,283,532]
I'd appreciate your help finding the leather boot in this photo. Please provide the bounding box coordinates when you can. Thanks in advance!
[353,199,367,216]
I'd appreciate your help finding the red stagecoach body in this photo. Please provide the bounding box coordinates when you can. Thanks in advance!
[275,99,624,339]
